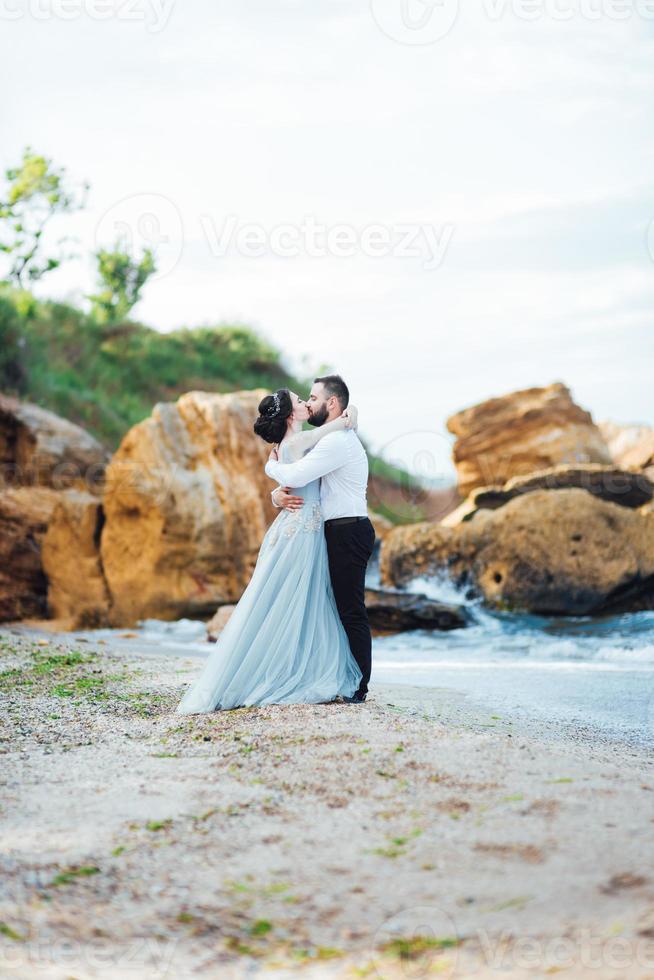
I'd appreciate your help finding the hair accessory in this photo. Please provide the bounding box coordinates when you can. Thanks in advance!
[265,391,281,418]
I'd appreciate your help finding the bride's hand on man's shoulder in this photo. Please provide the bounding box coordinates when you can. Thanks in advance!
[341,405,358,430]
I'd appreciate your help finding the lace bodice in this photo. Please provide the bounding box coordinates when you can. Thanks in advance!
[263,439,323,549]
[278,439,321,504]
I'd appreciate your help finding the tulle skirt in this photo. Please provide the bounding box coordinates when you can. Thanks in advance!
[176,499,362,713]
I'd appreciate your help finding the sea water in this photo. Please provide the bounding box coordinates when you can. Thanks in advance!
[372,571,654,749]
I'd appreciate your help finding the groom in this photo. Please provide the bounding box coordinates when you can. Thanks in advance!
[265,375,375,703]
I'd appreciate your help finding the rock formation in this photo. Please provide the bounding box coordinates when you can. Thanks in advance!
[381,488,654,615]
[0,487,61,622]
[0,393,109,493]
[364,588,467,633]
[446,383,612,498]
[206,604,236,641]
[100,390,276,625]
[441,464,653,526]
[1,389,279,629]
[0,396,110,624]
[4,382,653,630]
[41,490,110,628]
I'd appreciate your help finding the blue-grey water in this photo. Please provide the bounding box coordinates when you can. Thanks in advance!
[373,574,654,750]
[64,567,654,750]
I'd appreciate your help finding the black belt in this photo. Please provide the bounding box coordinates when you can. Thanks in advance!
[324,516,368,527]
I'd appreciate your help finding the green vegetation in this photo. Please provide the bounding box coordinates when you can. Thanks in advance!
[0,645,100,697]
[381,935,460,960]
[145,819,173,832]
[89,241,156,325]
[0,286,295,450]
[49,866,100,887]
[0,921,25,941]
[0,148,87,286]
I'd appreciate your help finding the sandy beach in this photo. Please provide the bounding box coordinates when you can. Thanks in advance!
[1,623,653,979]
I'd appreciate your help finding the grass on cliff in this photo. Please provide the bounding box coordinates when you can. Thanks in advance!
[0,286,293,450]
[0,286,427,520]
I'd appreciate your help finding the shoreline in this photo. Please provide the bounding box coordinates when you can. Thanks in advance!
[8,618,654,758]
[2,624,654,978]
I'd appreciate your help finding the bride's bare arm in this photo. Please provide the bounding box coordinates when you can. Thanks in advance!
[282,405,358,462]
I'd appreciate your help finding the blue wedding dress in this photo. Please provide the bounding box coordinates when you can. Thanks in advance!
[176,441,362,713]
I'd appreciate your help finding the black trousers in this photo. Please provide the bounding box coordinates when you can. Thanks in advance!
[324,517,376,696]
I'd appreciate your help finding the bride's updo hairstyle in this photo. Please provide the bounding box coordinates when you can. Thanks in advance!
[253,388,293,444]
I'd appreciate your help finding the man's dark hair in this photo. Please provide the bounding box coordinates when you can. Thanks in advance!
[314,374,349,410]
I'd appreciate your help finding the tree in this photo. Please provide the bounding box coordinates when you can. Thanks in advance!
[0,148,87,286]
[89,241,156,325]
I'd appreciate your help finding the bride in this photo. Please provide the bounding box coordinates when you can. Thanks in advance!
[176,387,363,713]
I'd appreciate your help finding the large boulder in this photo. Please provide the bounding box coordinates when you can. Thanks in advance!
[41,490,111,629]
[442,463,653,526]
[0,393,109,492]
[0,487,62,621]
[381,488,654,615]
[380,522,455,589]
[446,383,611,498]
[0,395,110,624]
[100,390,277,625]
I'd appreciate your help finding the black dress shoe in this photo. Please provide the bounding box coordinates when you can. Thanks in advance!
[342,691,367,703]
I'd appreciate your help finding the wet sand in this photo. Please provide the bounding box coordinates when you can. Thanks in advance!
[1,623,653,978]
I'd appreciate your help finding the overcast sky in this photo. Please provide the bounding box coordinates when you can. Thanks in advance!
[2,0,653,480]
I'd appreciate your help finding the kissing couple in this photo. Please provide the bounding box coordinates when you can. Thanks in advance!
[176,374,376,714]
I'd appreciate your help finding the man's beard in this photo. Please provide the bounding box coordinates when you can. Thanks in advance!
[308,404,329,427]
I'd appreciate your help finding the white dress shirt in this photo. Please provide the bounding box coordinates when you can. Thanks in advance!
[265,430,369,521]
